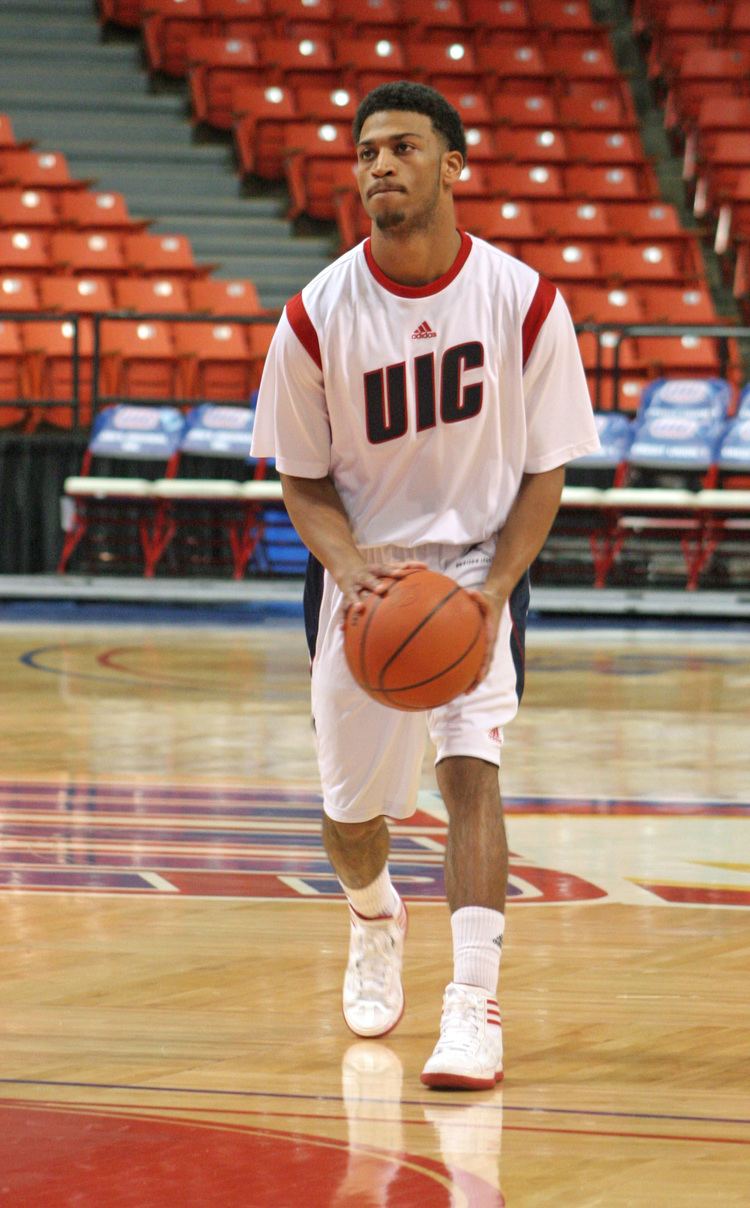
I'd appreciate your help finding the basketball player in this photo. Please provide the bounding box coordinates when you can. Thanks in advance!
[251,81,599,1089]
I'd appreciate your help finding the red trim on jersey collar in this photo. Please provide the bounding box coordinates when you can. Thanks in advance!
[363,230,473,298]
[286,290,322,370]
[522,275,557,368]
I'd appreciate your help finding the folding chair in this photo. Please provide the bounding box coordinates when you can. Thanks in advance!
[150,402,272,578]
[59,404,186,576]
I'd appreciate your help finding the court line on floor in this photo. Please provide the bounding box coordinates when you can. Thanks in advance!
[1,1078,747,1129]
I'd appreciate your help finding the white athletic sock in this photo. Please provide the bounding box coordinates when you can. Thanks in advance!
[451,906,505,995]
[341,865,400,920]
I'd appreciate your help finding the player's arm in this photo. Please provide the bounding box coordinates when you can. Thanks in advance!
[465,465,565,688]
[280,473,424,611]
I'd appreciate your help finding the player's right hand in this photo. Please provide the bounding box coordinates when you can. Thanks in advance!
[338,561,427,618]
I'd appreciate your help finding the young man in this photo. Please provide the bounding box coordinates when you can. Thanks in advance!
[251,81,599,1089]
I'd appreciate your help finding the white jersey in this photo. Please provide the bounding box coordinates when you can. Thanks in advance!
[251,231,599,548]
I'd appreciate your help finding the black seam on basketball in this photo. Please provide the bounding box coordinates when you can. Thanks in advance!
[376,584,463,690]
[382,620,484,696]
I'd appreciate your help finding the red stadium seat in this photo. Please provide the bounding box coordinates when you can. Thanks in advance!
[0,149,88,192]
[123,232,206,277]
[664,48,750,128]
[544,42,621,83]
[286,151,356,221]
[143,0,209,78]
[465,0,530,31]
[456,198,539,241]
[335,36,408,92]
[0,188,59,229]
[0,320,25,428]
[38,276,115,314]
[405,39,484,90]
[532,200,614,240]
[557,91,637,130]
[188,37,264,128]
[99,319,178,401]
[568,285,646,325]
[0,114,28,150]
[529,0,597,29]
[401,0,467,38]
[266,0,335,34]
[21,318,96,428]
[98,0,145,30]
[477,41,551,88]
[0,274,40,312]
[598,241,695,285]
[494,126,569,163]
[114,277,190,313]
[50,232,126,277]
[0,230,51,277]
[602,201,690,242]
[451,163,493,199]
[335,0,403,36]
[189,277,264,315]
[565,129,646,166]
[203,0,266,30]
[258,36,337,90]
[245,321,277,383]
[494,92,558,128]
[484,162,566,200]
[58,190,148,232]
[294,84,360,123]
[171,320,256,399]
[637,284,719,324]
[231,83,297,178]
[462,126,499,162]
[563,163,659,201]
[518,240,602,284]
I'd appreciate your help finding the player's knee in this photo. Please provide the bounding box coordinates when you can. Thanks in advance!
[323,812,385,845]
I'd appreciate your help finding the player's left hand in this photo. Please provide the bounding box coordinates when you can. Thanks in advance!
[463,588,506,692]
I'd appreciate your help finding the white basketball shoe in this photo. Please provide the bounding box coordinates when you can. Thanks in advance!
[342,897,408,1038]
[421,982,504,1090]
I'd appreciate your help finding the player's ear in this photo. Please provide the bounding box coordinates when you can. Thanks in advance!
[442,149,464,186]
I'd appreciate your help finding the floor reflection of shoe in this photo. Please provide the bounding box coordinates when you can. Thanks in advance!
[423,1099,504,1202]
[342,897,408,1038]
[334,1043,405,1207]
[421,981,503,1090]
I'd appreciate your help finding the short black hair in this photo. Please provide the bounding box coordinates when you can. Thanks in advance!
[352,81,467,162]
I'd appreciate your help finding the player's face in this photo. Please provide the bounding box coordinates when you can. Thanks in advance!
[355,110,462,235]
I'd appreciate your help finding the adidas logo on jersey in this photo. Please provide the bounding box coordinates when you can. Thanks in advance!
[411,321,437,340]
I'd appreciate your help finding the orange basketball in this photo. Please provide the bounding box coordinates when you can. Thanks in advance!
[343,568,487,711]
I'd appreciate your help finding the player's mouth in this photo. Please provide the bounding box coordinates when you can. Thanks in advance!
[367,184,405,198]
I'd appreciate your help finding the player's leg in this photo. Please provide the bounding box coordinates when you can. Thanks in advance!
[308,555,424,1037]
[420,557,529,1089]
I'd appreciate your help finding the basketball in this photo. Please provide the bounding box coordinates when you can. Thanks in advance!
[343,568,488,711]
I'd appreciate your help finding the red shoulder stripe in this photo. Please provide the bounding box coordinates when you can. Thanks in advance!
[286,291,322,371]
[522,276,557,368]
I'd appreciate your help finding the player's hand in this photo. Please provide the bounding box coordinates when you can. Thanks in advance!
[339,560,427,618]
[463,587,506,691]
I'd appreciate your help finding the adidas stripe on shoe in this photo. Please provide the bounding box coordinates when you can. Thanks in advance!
[420,981,504,1090]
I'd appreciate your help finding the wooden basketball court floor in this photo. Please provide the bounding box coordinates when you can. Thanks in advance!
[0,603,748,1206]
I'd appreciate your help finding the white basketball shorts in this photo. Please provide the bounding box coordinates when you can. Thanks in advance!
[304,539,530,824]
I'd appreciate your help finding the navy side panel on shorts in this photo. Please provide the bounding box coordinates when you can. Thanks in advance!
[303,553,325,660]
[509,570,530,703]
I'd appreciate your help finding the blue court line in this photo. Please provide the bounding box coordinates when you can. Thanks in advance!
[0,1078,746,1128]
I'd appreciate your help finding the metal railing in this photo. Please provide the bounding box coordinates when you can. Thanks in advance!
[1,309,749,428]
